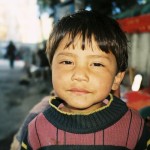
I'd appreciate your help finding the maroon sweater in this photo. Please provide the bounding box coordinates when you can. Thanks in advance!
[21,95,150,150]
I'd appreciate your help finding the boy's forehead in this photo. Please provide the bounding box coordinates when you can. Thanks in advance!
[54,34,115,59]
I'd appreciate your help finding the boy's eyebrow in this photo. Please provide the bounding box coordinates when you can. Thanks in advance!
[88,55,112,63]
[56,52,111,61]
[56,52,74,57]
[88,55,109,59]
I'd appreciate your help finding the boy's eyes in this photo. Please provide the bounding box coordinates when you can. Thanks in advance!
[91,63,104,67]
[60,60,73,65]
[59,61,104,68]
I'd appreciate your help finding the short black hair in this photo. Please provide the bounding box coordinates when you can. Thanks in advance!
[46,10,128,72]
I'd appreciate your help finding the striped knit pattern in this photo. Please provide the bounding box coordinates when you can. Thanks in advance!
[28,109,143,150]
[21,95,150,150]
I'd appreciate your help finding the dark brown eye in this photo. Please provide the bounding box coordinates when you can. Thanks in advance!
[92,63,104,67]
[60,61,72,65]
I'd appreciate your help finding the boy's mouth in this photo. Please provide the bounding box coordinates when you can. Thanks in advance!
[68,88,91,95]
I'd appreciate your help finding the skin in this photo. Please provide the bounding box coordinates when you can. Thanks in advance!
[51,34,125,114]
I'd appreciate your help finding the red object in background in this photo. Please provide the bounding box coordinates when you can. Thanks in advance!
[125,88,150,110]
[117,14,150,33]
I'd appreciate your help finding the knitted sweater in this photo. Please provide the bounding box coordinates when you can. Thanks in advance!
[21,95,150,150]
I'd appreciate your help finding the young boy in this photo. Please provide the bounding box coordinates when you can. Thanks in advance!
[21,10,150,150]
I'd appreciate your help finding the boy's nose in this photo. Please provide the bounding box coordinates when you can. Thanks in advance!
[71,66,89,82]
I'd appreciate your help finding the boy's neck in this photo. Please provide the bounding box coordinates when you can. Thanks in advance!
[59,99,109,115]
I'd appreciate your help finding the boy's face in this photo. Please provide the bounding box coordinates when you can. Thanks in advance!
[51,35,124,114]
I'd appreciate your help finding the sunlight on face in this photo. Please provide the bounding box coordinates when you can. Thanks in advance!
[51,34,120,114]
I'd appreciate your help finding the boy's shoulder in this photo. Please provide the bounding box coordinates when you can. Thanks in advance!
[122,108,145,132]
[28,111,49,132]
[29,96,50,114]
[112,96,144,127]
[31,111,45,121]
[130,108,143,118]
[126,107,144,121]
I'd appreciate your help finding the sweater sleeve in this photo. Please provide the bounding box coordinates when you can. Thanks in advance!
[134,123,150,150]
[17,113,38,143]
[20,130,32,150]
[17,96,50,143]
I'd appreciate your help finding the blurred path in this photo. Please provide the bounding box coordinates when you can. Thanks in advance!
[0,59,52,149]
[0,59,25,140]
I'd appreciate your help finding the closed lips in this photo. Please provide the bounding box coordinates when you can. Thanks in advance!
[68,88,90,94]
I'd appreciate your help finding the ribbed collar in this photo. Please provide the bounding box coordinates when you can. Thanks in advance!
[43,95,128,134]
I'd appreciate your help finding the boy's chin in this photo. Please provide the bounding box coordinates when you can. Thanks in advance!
[63,102,102,114]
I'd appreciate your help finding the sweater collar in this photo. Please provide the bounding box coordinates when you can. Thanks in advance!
[44,94,128,133]
[49,94,113,115]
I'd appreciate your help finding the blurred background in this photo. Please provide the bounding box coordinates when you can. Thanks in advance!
[0,0,150,149]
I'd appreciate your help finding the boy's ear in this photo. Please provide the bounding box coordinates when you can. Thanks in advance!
[112,71,125,91]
